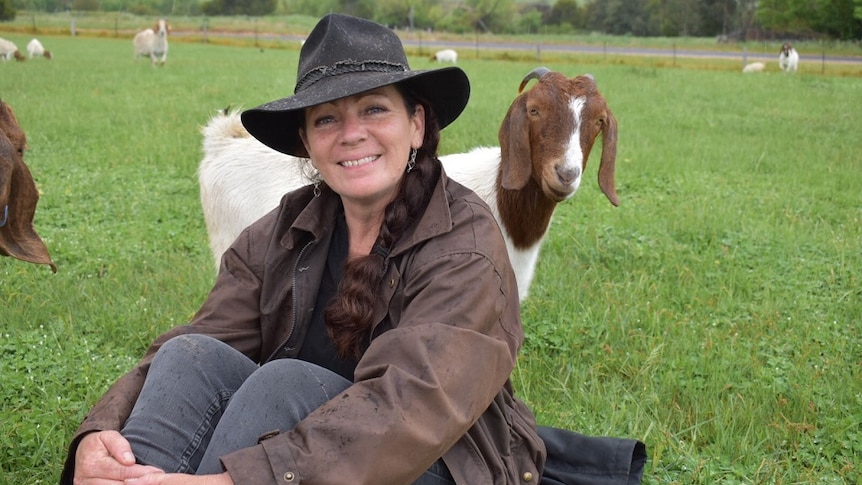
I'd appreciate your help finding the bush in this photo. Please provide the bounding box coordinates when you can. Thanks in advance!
[0,0,16,21]
[202,0,276,16]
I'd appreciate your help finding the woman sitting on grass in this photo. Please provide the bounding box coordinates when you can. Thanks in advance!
[62,13,544,485]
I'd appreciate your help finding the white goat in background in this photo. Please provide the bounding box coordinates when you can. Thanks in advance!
[0,37,25,61]
[26,38,52,60]
[134,19,169,66]
[198,68,618,301]
[779,42,799,73]
[430,49,458,63]
[742,62,765,73]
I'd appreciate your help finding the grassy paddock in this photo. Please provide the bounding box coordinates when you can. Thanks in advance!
[4,11,862,76]
[0,34,859,484]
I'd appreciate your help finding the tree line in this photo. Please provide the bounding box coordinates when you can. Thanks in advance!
[3,0,862,41]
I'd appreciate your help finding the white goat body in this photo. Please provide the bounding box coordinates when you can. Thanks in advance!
[199,69,618,301]
[198,118,533,294]
[430,49,457,63]
[742,62,765,73]
[199,112,309,266]
[779,43,799,73]
[26,38,51,59]
[0,37,25,61]
[134,19,169,66]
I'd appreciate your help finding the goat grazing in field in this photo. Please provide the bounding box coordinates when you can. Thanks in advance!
[0,38,26,62]
[0,99,57,272]
[779,42,799,73]
[26,38,52,60]
[742,61,766,73]
[134,19,169,66]
[198,67,618,300]
[430,49,458,64]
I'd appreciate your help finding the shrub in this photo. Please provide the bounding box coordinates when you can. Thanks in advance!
[0,0,16,22]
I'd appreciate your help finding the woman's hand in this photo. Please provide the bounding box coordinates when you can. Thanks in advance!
[125,472,234,485]
[74,430,165,483]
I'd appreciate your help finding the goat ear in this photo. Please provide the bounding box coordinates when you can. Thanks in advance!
[498,94,532,190]
[598,107,619,207]
[0,104,57,272]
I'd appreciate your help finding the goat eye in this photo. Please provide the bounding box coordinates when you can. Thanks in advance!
[529,107,539,116]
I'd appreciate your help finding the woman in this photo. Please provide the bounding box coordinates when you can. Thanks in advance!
[61,13,545,485]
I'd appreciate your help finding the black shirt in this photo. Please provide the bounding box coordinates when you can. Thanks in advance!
[296,213,359,380]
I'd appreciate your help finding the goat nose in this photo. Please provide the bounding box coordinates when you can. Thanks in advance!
[556,165,580,185]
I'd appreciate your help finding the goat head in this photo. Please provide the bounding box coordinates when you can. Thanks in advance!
[499,67,619,206]
[0,99,57,272]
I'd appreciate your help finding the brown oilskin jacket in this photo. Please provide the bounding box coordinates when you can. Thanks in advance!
[61,169,546,485]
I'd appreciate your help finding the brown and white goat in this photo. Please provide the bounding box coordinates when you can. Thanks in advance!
[779,42,799,73]
[0,37,26,62]
[197,68,617,300]
[440,68,617,299]
[0,99,57,272]
[134,19,169,66]
[27,38,52,60]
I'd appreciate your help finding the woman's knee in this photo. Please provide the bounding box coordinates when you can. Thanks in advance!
[156,334,226,360]
[151,334,256,383]
[238,360,351,404]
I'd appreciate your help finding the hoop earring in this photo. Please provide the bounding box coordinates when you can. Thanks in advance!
[406,148,417,173]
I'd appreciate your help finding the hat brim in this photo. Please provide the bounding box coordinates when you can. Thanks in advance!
[241,66,469,157]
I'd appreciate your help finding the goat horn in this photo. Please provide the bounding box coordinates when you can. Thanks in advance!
[519,67,551,93]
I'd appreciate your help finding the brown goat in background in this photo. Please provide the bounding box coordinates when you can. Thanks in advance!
[0,99,57,272]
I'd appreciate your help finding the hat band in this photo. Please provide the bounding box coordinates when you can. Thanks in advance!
[295,60,408,94]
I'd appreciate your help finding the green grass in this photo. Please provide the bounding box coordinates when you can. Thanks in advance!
[0,31,860,484]
[4,10,862,70]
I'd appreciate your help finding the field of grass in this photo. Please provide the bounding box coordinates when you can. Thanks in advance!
[4,10,862,69]
[0,28,859,484]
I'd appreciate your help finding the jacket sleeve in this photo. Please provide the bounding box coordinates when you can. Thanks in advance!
[220,198,523,485]
[59,225,268,485]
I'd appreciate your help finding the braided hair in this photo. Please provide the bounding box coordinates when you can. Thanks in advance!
[324,86,442,359]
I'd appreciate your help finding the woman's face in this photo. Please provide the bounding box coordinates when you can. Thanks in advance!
[299,85,425,210]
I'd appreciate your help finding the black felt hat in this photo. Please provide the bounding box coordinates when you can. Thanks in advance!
[241,14,471,156]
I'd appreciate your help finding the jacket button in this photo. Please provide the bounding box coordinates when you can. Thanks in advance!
[283,471,295,482]
[522,471,534,481]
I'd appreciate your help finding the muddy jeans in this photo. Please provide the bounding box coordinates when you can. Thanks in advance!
[122,333,454,484]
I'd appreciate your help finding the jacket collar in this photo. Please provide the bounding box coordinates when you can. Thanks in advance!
[391,168,454,258]
[280,168,454,255]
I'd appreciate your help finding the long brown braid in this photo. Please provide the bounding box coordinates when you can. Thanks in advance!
[324,87,442,360]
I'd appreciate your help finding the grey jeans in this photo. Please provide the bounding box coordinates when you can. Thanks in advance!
[122,334,454,484]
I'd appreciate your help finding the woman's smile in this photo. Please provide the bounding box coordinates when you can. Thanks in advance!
[339,155,379,168]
